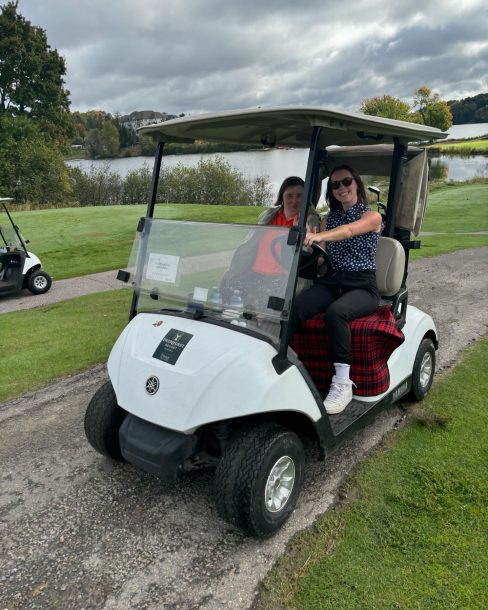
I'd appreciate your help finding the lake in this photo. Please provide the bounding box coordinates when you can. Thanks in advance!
[67,123,488,191]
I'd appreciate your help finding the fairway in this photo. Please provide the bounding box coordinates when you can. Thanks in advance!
[8,182,488,281]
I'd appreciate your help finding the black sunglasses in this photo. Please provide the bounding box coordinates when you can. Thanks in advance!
[331,177,354,189]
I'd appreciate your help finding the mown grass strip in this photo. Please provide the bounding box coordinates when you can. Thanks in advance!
[428,139,488,154]
[256,338,488,610]
[0,290,131,402]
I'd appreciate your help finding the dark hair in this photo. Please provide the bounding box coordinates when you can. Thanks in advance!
[275,176,304,206]
[325,165,367,213]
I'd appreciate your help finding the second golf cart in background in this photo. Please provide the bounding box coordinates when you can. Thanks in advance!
[84,107,447,537]
[0,198,52,296]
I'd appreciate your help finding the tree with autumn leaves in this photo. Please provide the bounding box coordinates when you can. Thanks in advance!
[360,87,453,132]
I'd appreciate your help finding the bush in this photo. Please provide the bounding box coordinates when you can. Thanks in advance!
[0,116,72,204]
[69,156,273,207]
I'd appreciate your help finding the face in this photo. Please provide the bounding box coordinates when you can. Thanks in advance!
[282,185,304,220]
[330,169,358,209]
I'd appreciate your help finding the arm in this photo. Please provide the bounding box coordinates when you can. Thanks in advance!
[305,210,382,246]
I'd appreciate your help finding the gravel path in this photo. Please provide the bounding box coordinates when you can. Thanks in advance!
[1,247,487,610]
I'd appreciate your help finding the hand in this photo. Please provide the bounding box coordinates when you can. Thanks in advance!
[304,231,320,248]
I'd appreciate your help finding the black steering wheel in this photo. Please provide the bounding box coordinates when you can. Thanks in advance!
[299,242,334,279]
[269,236,333,279]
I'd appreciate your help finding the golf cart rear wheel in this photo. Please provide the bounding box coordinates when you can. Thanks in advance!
[410,338,436,401]
[214,423,304,537]
[84,381,126,461]
[27,270,52,294]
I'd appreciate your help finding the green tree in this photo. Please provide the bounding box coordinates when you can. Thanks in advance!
[360,95,412,121]
[84,121,120,158]
[0,115,72,203]
[0,1,73,143]
[412,86,453,131]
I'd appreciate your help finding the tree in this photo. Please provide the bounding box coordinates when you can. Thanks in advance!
[412,86,452,131]
[0,115,72,203]
[360,95,412,121]
[0,1,73,143]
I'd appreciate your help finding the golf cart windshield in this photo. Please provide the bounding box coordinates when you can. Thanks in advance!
[122,219,297,341]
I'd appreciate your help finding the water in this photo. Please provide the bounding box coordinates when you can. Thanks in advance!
[67,123,488,188]
[446,123,488,140]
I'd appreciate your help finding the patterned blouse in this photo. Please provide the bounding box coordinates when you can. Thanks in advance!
[326,202,379,271]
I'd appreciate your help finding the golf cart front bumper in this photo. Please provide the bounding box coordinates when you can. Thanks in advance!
[119,414,195,483]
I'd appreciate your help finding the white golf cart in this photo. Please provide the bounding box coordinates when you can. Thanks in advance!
[84,107,447,537]
[0,198,52,295]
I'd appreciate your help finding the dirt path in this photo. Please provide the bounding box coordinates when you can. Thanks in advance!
[1,247,487,610]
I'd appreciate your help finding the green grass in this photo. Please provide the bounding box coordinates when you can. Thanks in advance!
[13,204,265,280]
[410,234,488,259]
[422,183,488,233]
[0,290,132,402]
[428,139,488,154]
[256,338,488,610]
[5,183,487,281]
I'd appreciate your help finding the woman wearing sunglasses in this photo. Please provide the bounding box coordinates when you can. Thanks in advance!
[294,165,383,415]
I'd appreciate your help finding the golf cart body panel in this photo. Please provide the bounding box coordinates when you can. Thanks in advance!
[108,313,323,433]
[86,106,447,537]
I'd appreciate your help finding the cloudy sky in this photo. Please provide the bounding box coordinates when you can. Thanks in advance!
[17,0,488,116]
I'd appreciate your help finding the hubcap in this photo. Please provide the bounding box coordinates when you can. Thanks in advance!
[419,351,433,388]
[265,455,295,513]
[33,275,47,289]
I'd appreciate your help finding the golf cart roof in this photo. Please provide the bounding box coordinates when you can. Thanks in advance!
[139,106,448,148]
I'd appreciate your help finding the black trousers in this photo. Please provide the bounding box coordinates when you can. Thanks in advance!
[292,271,380,364]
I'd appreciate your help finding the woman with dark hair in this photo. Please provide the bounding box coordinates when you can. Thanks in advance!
[293,165,382,415]
[258,176,319,229]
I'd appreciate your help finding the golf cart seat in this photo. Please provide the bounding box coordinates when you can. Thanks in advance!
[290,237,406,397]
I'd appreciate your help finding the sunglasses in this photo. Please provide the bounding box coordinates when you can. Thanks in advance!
[331,177,354,190]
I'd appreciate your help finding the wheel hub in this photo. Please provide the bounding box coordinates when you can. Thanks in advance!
[33,275,47,289]
[265,455,295,513]
[419,352,433,388]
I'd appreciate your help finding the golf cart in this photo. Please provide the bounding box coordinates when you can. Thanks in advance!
[0,198,52,295]
[84,107,447,537]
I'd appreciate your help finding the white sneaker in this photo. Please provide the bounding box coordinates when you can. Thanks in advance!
[324,376,354,414]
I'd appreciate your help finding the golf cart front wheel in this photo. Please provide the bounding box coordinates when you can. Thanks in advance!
[410,338,436,401]
[27,270,52,294]
[84,381,126,461]
[214,423,304,537]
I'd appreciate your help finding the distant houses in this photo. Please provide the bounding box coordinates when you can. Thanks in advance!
[119,110,177,131]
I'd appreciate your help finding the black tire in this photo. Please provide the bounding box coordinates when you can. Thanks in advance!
[409,338,436,401]
[214,423,304,538]
[27,270,52,294]
[84,381,126,461]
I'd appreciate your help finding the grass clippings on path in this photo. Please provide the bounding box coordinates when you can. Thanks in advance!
[256,338,488,610]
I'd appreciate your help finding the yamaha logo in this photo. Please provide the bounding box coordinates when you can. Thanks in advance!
[145,376,160,395]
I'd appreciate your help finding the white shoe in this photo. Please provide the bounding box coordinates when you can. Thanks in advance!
[324,376,354,414]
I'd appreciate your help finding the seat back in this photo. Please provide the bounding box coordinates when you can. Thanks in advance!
[376,236,405,297]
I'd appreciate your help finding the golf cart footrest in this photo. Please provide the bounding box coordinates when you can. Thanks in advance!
[119,414,194,483]
[290,305,405,397]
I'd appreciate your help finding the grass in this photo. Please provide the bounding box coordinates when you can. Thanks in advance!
[12,204,265,279]
[7,182,488,282]
[0,290,132,402]
[428,139,488,154]
[255,337,488,610]
[421,183,488,233]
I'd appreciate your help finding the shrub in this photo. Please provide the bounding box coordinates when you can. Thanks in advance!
[69,156,273,207]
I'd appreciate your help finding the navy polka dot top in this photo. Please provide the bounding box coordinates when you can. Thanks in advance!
[326,202,379,271]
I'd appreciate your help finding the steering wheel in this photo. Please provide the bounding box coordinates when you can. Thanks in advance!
[299,242,334,279]
[269,236,333,279]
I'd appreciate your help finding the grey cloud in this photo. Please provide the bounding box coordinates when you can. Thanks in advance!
[16,0,488,115]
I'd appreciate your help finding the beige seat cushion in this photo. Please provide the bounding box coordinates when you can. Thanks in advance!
[376,237,405,297]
